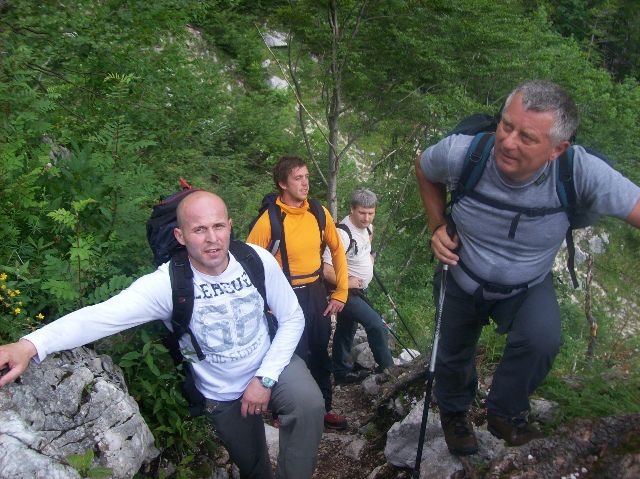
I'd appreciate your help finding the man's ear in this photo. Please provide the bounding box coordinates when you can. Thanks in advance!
[174,227,186,246]
[549,140,570,162]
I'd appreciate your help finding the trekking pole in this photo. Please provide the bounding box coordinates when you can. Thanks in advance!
[356,288,417,360]
[381,317,417,360]
[413,264,448,479]
[372,269,420,351]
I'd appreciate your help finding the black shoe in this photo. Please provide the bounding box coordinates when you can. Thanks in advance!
[487,414,544,446]
[440,412,478,456]
[334,370,369,385]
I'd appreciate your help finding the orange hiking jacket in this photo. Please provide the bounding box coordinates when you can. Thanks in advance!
[247,197,348,303]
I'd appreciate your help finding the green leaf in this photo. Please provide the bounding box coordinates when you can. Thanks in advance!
[66,448,93,471]
[87,467,114,478]
[119,351,142,361]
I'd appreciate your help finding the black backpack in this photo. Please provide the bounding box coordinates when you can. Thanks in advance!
[336,223,372,255]
[446,114,613,288]
[248,192,327,282]
[147,181,275,416]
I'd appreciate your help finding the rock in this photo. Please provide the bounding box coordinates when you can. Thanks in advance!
[264,423,279,466]
[397,349,420,364]
[266,76,287,90]
[345,438,367,460]
[485,414,640,478]
[362,375,380,396]
[530,398,559,423]
[353,327,368,346]
[385,399,504,478]
[353,342,376,370]
[261,31,288,47]
[0,347,158,479]
[209,468,229,479]
[588,233,608,254]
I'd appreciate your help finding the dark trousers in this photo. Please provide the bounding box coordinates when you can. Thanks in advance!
[332,289,394,376]
[204,355,325,478]
[293,280,333,412]
[433,270,561,418]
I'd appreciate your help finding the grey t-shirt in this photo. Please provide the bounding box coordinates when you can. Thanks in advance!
[420,134,640,298]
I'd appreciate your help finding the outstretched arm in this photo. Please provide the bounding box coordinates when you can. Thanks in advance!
[0,339,37,387]
[415,152,459,265]
[626,199,640,228]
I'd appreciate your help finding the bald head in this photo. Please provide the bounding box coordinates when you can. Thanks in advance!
[174,191,233,276]
[176,191,229,229]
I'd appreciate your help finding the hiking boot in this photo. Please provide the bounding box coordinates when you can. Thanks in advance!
[440,412,478,456]
[334,370,369,385]
[324,412,349,430]
[487,414,544,446]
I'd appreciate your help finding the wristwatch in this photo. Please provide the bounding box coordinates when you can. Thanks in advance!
[258,376,276,389]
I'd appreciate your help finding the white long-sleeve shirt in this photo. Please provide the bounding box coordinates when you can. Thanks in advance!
[24,244,304,401]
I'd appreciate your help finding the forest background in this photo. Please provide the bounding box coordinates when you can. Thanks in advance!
[1,0,639,475]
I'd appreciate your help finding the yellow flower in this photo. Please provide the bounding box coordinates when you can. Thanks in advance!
[1,284,6,290]
[36,313,45,320]
[15,289,21,295]
[8,290,15,297]
[0,273,6,281]
[14,307,21,315]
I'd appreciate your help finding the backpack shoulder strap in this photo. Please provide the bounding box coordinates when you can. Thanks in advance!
[229,240,277,339]
[555,147,577,218]
[555,147,580,288]
[168,249,205,360]
[308,198,326,240]
[452,132,495,204]
[336,223,356,254]
[229,240,267,305]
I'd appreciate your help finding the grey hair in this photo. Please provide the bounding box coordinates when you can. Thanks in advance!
[350,189,377,209]
[503,80,579,144]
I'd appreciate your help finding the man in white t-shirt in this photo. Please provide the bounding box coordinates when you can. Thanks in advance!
[323,189,394,384]
[0,191,325,479]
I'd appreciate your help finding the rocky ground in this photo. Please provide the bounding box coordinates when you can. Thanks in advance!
[310,362,640,479]
[313,378,400,479]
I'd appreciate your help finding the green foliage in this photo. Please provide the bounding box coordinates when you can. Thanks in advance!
[66,449,112,479]
[104,325,211,455]
[0,271,46,343]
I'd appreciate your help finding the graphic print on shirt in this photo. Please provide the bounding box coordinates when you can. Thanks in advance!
[189,270,268,365]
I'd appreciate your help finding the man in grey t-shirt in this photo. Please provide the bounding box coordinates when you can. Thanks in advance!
[415,80,640,455]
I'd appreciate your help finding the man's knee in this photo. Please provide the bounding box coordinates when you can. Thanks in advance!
[507,329,560,360]
[273,358,325,416]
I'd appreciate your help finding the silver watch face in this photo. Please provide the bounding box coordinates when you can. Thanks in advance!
[261,377,276,389]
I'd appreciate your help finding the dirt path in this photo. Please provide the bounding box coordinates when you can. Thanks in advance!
[312,381,402,479]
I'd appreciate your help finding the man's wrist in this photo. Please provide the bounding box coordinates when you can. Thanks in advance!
[430,222,446,234]
[18,338,38,360]
[257,376,276,389]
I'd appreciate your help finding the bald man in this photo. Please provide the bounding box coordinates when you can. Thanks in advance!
[0,191,325,479]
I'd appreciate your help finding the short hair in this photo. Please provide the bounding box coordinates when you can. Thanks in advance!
[350,189,377,209]
[273,156,308,192]
[503,80,579,144]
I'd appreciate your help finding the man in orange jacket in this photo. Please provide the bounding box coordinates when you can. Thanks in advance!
[248,156,350,429]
